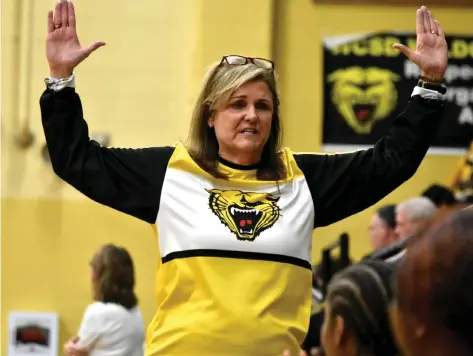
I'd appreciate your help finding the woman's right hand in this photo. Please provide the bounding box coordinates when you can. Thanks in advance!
[46,0,105,78]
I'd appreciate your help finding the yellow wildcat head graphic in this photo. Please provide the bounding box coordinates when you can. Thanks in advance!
[206,189,280,241]
[327,66,400,134]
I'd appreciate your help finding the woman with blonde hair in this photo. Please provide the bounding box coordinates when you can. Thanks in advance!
[42,1,447,354]
[64,244,144,356]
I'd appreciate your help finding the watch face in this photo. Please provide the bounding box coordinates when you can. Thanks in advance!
[44,78,61,88]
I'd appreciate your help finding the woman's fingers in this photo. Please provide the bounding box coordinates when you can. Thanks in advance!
[53,1,62,27]
[61,0,69,27]
[422,6,431,33]
[68,1,76,29]
[47,10,54,33]
[428,11,438,34]
[436,20,445,38]
[415,8,424,35]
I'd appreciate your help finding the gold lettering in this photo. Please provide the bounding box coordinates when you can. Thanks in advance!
[340,44,351,56]
[330,46,341,55]
[369,37,384,57]
[353,40,368,56]
[385,37,401,57]
[331,44,352,56]
[331,45,340,55]
[329,36,447,58]
[449,40,471,59]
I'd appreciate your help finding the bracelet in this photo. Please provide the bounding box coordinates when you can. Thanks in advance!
[44,74,73,89]
[417,79,447,95]
[418,75,446,85]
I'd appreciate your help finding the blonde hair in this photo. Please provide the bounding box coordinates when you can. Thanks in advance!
[186,59,285,180]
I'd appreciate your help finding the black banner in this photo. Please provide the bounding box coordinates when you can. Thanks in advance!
[322,32,473,152]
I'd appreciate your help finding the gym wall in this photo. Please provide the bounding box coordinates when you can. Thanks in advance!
[2,0,471,353]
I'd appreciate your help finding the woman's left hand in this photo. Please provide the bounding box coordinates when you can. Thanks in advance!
[393,5,448,80]
[64,338,88,356]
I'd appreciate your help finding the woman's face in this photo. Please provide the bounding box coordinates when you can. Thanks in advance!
[369,213,389,250]
[208,80,274,165]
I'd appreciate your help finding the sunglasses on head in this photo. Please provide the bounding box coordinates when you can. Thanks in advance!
[220,55,274,70]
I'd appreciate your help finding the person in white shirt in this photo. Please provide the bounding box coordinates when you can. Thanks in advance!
[64,244,145,356]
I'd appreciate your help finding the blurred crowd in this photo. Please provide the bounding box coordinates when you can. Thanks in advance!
[303,179,473,356]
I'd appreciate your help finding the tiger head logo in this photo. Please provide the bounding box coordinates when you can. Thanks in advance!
[206,189,281,241]
[327,66,400,134]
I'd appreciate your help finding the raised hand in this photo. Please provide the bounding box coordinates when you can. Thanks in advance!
[46,0,105,78]
[393,6,448,81]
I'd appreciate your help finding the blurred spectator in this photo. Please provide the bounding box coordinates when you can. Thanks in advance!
[368,204,398,251]
[64,244,144,356]
[391,209,473,356]
[320,260,399,356]
[422,183,456,207]
[303,257,353,354]
[395,197,437,240]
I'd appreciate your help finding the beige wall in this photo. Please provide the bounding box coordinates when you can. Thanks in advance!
[2,0,471,353]
[2,0,199,352]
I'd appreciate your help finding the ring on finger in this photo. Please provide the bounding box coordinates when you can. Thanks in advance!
[431,30,437,35]
[54,23,62,29]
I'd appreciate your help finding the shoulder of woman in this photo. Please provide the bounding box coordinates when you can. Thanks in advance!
[82,302,108,318]
[129,306,144,318]
[83,302,136,324]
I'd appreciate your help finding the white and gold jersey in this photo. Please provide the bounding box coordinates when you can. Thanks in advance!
[40,84,444,355]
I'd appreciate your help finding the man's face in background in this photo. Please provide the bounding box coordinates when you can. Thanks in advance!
[395,210,422,240]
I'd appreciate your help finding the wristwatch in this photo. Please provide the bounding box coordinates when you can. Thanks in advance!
[44,75,72,89]
[417,78,447,95]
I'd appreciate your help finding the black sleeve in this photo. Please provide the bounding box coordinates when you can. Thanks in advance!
[40,87,175,224]
[294,93,444,228]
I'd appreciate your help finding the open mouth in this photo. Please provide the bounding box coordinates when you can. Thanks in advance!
[240,129,258,135]
[229,206,262,235]
[352,103,376,123]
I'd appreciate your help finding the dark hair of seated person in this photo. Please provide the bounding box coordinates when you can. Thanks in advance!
[318,260,399,356]
[422,183,456,207]
[392,209,473,356]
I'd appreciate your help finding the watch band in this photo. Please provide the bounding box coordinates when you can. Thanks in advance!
[44,73,74,87]
[418,75,446,85]
[417,79,447,95]
[44,74,75,91]
[45,77,66,88]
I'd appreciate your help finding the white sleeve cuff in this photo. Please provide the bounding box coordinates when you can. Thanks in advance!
[48,73,76,91]
[411,86,444,101]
